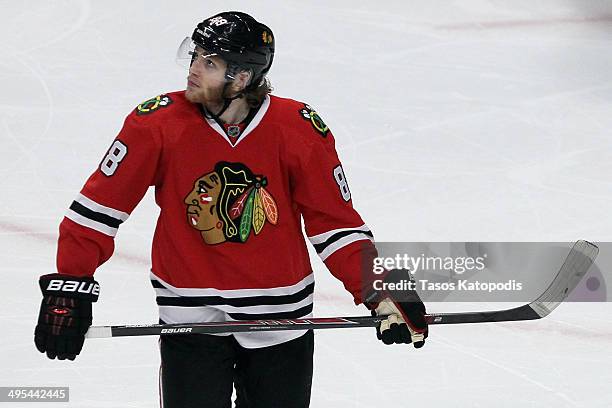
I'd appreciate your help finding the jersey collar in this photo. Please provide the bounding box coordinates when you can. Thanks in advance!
[202,95,270,148]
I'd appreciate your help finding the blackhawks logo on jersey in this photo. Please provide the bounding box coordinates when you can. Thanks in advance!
[299,104,329,137]
[136,94,173,115]
[184,162,279,245]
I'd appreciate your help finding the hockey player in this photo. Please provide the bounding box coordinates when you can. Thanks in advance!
[34,11,428,408]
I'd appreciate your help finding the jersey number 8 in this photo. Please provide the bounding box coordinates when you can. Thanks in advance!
[333,165,351,202]
[100,140,128,176]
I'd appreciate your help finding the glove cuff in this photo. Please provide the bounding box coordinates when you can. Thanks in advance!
[363,268,415,309]
[39,274,100,302]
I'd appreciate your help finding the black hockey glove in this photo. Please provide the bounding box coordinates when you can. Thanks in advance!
[365,269,428,347]
[34,274,99,360]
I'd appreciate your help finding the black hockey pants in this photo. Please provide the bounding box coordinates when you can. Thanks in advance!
[159,330,313,408]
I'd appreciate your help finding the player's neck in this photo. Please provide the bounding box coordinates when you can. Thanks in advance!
[205,97,250,125]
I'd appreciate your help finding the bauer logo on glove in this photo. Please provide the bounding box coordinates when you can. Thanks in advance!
[46,279,100,295]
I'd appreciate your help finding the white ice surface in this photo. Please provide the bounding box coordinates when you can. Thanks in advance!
[2,1,612,407]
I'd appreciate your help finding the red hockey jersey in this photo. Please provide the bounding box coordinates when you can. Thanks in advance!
[57,92,376,347]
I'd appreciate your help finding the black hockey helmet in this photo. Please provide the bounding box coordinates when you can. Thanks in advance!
[191,11,274,88]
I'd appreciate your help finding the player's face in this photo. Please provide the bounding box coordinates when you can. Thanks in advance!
[185,47,228,105]
[184,172,222,231]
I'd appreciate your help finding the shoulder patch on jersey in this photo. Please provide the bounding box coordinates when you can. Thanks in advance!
[136,94,173,116]
[299,104,329,137]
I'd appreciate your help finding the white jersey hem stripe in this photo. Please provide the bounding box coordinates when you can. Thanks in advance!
[158,294,313,315]
[150,271,314,298]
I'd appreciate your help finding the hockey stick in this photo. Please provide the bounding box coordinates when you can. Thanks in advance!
[86,240,598,338]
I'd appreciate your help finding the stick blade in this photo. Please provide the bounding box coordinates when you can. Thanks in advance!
[529,240,598,318]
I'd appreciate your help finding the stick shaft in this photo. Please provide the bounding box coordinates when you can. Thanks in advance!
[84,307,540,338]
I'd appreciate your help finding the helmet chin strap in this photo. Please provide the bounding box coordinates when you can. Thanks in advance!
[202,84,244,121]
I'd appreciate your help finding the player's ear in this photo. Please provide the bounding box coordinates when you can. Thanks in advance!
[234,70,253,92]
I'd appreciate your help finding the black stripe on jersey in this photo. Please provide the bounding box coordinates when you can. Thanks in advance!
[69,201,124,229]
[227,304,313,321]
[312,229,373,254]
[151,280,165,289]
[155,282,315,308]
